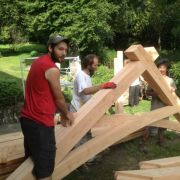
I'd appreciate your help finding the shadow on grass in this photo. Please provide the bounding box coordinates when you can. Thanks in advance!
[0,71,23,107]
[0,71,22,85]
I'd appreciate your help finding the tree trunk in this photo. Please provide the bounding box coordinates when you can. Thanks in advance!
[158,34,161,50]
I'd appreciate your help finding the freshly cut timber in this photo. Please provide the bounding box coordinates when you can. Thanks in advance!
[7,45,180,180]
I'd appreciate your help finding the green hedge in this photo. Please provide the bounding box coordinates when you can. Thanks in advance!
[92,65,114,85]
[170,61,180,96]
[0,43,46,56]
[0,80,23,107]
[99,47,116,68]
[62,86,72,103]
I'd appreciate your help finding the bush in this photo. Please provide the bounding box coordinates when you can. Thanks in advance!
[62,86,72,103]
[15,43,46,53]
[0,80,23,107]
[92,65,114,85]
[30,50,39,57]
[170,61,180,96]
[98,47,116,68]
[0,43,46,56]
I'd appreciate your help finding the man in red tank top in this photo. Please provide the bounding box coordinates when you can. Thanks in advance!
[20,35,74,180]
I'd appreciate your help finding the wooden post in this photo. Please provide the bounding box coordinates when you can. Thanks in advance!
[114,51,125,113]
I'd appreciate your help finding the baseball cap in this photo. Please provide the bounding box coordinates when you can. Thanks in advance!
[47,35,69,46]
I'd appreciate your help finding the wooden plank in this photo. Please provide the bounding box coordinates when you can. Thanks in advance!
[114,130,145,145]
[125,44,180,121]
[0,158,24,180]
[144,47,159,61]
[150,120,180,132]
[91,115,180,138]
[114,51,124,113]
[0,139,24,164]
[0,160,23,175]
[139,156,180,169]
[7,158,34,180]
[91,114,133,137]
[7,60,146,179]
[91,115,145,144]
[115,166,180,180]
[52,106,180,179]
[0,132,23,143]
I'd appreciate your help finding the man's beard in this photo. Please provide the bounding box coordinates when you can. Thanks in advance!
[89,69,95,77]
[50,50,59,63]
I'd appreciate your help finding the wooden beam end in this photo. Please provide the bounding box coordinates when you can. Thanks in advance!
[144,47,159,61]
[124,44,143,61]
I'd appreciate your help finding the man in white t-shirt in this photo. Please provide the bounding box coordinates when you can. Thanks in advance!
[69,54,116,165]
[70,70,93,111]
[70,54,116,112]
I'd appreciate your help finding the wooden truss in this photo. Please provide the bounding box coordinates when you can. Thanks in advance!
[7,45,180,180]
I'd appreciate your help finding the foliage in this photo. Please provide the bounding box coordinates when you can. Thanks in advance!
[62,86,72,103]
[164,131,177,140]
[0,0,179,56]
[30,50,39,57]
[0,43,46,56]
[170,61,180,96]
[9,0,117,55]
[92,65,114,85]
[0,80,23,107]
[99,48,116,68]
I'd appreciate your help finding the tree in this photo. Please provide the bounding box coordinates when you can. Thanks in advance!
[0,0,27,43]
[16,0,116,55]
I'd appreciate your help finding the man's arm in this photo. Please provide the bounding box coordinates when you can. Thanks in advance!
[82,86,101,95]
[82,83,117,95]
[45,67,74,126]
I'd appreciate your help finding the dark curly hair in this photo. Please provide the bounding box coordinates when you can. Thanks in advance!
[155,58,171,69]
[155,58,171,75]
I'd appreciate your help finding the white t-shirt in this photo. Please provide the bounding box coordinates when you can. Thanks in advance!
[71,71,92,111]
[131,78,140,86]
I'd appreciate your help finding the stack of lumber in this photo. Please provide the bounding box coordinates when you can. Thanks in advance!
[115,156,180,180]
[0,132,25,179]
[0,128,145,179]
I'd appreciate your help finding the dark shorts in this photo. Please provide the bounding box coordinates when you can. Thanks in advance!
[20,117,56,178]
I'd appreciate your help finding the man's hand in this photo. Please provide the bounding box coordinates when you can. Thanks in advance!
[61,112,75,127]
[100,82,117,89]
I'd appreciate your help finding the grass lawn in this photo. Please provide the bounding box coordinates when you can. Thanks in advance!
[0,53,30,81]
[124,100,150,114]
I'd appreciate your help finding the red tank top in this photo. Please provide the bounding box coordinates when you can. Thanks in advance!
[21,54,59,127]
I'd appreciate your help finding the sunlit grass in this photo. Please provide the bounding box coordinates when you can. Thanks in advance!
[0,53,30,81]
